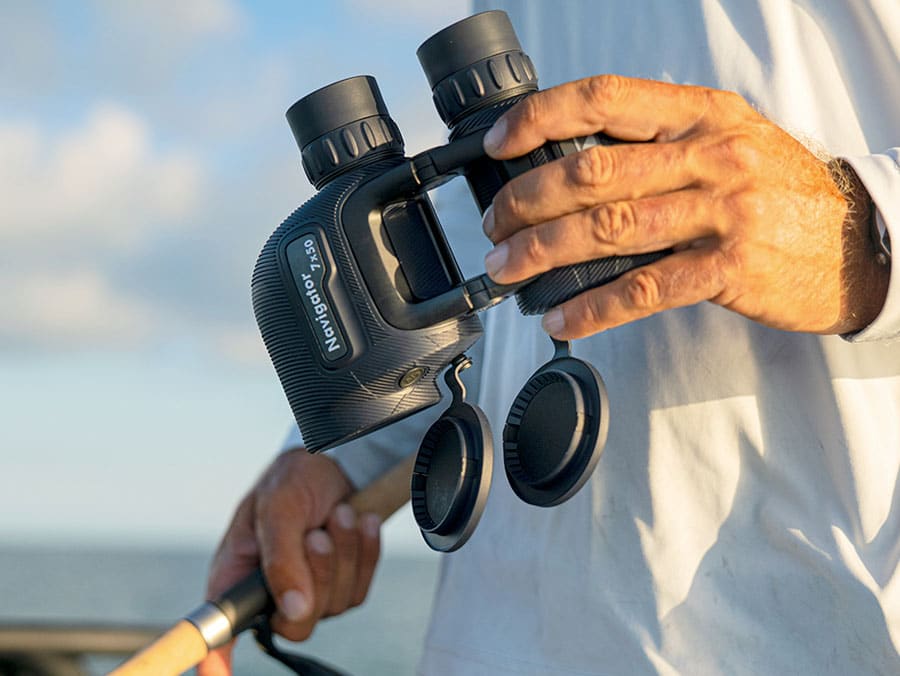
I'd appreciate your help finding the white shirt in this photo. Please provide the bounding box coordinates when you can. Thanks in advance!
[285,1,900,673]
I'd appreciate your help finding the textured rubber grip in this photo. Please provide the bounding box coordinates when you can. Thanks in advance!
[516,251,669,315]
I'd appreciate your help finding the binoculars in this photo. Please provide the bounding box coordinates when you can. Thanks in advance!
[252,11,666,551]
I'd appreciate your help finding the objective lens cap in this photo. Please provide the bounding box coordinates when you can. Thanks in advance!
[417,11,522,89]
[286,75,391,149]
[411,400,493,552]
[503,356,608,507]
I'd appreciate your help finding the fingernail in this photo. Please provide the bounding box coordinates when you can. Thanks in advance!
[361,513,381,539]
[482,204,495,238]
[542,308,565,335]
[307,529,332,555]
[484,242,508,278]
[280,590,310,622]
[335,503,355,530]
[483,118,507,155]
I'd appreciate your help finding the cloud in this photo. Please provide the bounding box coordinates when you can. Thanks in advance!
[0,269,156,349]
[0,1,482,365]
[94,0,243,40]
[0,103,209,352]
[0,4,60,97]
[0,103,203,255]
[339,0,470,27]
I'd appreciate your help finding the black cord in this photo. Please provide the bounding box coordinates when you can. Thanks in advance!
[252,618,350,676]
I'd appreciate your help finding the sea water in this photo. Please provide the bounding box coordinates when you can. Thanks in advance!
[0,546,440,675]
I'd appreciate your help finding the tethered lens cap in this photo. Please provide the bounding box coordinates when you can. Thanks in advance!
[503,345,608,507]
[411,358,493,552]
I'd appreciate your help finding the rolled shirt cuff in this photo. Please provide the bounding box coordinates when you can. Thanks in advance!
[841,149,900,343]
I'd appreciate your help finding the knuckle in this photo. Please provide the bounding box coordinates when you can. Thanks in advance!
[572,145,615,188]
[575,293,606,335]
[718,240,746,278]
[585,74,627,109]
[625,269,664,309]
[494,185,522,223]
[715,132,761,173]
[716,88,751,114]
[591,201,636,245]
[724,189,764,222]
[521,230,547,265]
[708,248,731,287]
[516,94,543,128]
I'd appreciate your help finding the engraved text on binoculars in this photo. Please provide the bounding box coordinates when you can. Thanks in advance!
[299,237,343,355]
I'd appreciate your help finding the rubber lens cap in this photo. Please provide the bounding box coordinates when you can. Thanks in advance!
[411,401,493,552]
[511,372,583,485]
[504,356,609,507]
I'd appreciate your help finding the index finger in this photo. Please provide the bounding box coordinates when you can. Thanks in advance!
[484,75,715,158]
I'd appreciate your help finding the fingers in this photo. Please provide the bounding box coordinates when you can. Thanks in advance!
[255,488,317,635]
[325,504,359,615]
[265,505,382,640]
[351,513,382,607]
[542,246,730,340]
[484,140,698,241]
[270,528,335,641]
[485,190,715,284]
[484,75,719,158]
[324,508,382,614]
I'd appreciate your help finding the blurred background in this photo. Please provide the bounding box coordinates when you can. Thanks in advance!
[0,1,475,673]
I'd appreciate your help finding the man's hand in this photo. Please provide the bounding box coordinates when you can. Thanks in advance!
[480,75,889,338]
[197,450,382,676]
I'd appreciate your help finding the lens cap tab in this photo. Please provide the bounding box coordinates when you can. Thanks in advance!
[411,355,493,552]
[503,340,608,507]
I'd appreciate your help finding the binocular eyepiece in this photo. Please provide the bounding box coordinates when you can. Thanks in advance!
[286,76,404,189]
[417,10,538,128]
[286,11,538,188]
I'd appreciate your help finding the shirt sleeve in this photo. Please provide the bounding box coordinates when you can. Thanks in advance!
[842,148,900,343]
[281,405,441,489]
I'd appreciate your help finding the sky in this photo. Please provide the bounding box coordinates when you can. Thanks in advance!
[0,0,475,554]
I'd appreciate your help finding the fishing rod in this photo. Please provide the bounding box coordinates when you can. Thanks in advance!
[110,453,416,676]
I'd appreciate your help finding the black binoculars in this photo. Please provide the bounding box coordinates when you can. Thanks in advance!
[252,11,666,551]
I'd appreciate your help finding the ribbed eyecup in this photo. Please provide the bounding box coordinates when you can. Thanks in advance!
[286,75,404,188]
[417,11,538,127]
